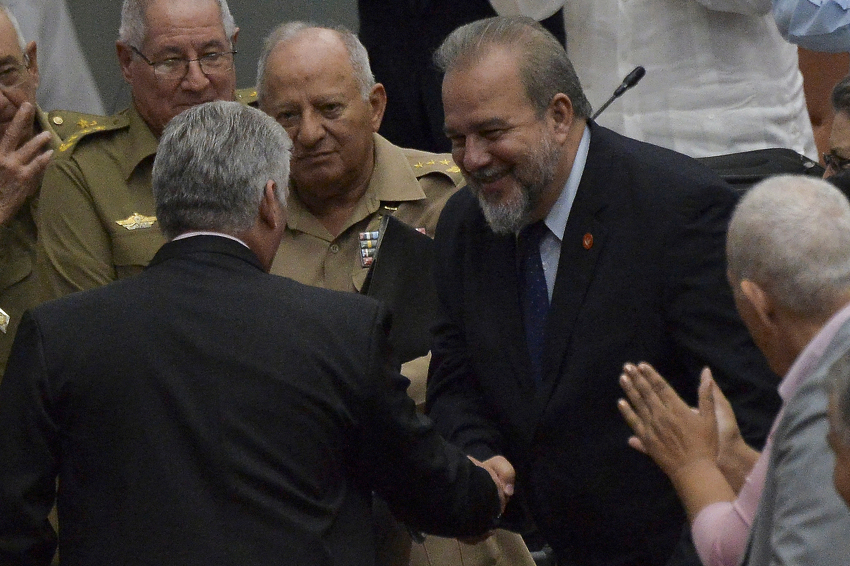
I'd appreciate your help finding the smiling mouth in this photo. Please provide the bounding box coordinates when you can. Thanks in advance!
[470,167,511,190]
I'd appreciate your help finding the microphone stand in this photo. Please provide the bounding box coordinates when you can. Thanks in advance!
[590,66,646,121]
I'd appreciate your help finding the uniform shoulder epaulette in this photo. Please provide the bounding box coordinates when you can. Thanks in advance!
[236,86,258,108]
[49,111,129,154]
[404,149,464,186]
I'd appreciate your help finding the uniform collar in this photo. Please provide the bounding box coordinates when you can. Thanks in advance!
[120,104,159,181]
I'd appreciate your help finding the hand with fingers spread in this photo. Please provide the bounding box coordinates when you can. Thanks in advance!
[618,363,735,522]
[0,101,54,226]
[618,363,718,477]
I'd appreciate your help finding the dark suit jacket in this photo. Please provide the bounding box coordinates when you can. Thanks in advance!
[0,236,499,566]
[426,123,781,566]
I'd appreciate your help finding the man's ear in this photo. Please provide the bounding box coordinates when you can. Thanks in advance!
[740,279,775,329]
[24,41,38,88]
[368,83,387,132]
[259,180,284,231]
[548,93,574,143]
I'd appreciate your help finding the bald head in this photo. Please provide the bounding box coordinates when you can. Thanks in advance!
[727,175,850,320]
[257,23,374,107]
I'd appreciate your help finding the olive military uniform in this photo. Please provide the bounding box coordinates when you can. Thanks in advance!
[35,89,259,302]
[0,107,72,378]
[270,133,462,405]
[269,133,535,566]
[272,133,461,292]
[35,105,163,301]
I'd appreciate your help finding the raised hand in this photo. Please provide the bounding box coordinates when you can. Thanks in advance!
[0,101,53,225]
[618,363,719,481]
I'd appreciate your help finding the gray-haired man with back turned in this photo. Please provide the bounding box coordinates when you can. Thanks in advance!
[0,101,508,566]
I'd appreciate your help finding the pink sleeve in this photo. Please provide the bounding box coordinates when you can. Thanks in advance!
[690,442,772,566]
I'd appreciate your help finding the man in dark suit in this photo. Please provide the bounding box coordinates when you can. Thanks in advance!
[0,101,510,566]
[426,16,781,566]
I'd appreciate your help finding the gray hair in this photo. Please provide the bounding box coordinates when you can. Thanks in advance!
[118,0,237,47]
[0,4,28,53]
[434,16,592,119]
[257,22,375,107]
[153,101,291,240]
[727,175,850,319]
[833,75,850,116]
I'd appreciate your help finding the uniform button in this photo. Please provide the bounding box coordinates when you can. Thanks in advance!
[52,116,64,125]
[330,244,340,253]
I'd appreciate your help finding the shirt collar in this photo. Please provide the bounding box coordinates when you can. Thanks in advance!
[778,300,850,401]
[544,124,591,241]
[172,231,250,248]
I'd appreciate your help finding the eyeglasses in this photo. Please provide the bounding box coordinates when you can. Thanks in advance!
[824,152,850,173]
[130,46,236,81]
[0,54,31,91]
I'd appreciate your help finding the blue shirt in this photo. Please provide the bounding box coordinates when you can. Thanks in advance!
[773,0,850,52]
[539,124,591,300]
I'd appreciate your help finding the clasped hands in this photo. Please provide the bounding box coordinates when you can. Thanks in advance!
[463,454,515,542]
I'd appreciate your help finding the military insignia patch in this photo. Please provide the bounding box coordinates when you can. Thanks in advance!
[0,308,9,334]
[116,213,157,231]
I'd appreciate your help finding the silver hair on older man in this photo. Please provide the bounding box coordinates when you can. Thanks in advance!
[152,101,292,240]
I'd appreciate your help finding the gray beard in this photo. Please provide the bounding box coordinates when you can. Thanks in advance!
[471,134,560,235]
[478,185,534,235]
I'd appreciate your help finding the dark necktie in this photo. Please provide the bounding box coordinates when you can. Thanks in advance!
[518,221,550,386]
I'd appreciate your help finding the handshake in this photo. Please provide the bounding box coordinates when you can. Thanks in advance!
[469,455,516,517]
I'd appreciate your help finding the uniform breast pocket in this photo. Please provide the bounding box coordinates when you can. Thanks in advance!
[0,253,32,292]
[111,228,166,280]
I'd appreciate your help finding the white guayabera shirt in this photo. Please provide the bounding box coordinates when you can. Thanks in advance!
[563,0,818,160]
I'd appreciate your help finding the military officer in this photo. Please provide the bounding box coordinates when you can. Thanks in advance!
[256,22,535,566]
[0,3,83,378]
[34,0,242,300]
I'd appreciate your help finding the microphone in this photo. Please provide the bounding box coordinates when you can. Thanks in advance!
[590,66,646,121]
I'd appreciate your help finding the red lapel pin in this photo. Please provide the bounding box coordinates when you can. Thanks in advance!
[583,233,594,250]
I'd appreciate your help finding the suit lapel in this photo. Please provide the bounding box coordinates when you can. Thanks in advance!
[537,126,612,407]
